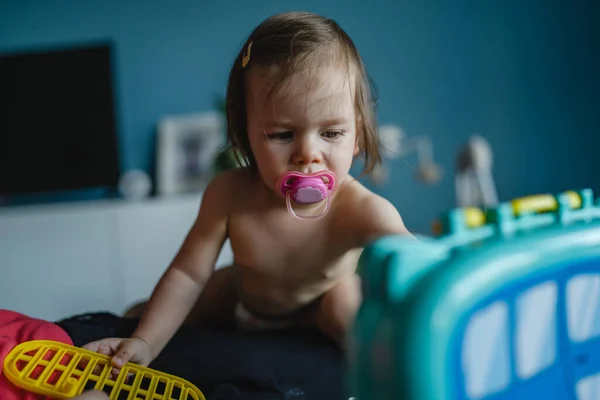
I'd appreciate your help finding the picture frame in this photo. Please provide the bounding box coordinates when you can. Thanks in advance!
[156,111,225,196]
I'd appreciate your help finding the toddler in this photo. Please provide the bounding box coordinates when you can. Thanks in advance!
[85,11,409,370]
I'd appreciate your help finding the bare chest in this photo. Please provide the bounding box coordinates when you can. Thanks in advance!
[229,209,358,280]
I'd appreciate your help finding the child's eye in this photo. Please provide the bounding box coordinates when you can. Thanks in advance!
[267,132,293,142]
[321,130,343,140]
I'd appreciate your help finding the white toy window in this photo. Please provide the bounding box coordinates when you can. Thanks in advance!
[567,274,600,342]
[515,281,557,379]
[462,301,510,399]
[576,373,600,400]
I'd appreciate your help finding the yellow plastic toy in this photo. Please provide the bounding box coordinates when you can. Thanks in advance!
[432,190,582,235]
[3,340,205,400]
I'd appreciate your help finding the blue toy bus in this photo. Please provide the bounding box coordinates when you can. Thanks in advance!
[348,189,600,400]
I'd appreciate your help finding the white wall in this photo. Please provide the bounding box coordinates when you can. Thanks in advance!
[0,194,233,322]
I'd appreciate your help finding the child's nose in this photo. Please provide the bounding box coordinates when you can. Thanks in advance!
[292,138,321,165]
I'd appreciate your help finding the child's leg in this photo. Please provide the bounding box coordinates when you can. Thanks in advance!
[311,274,362,347]
[184,265,238,328]
[124,266,239,329]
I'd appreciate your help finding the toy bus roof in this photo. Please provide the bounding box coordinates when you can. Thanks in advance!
[359,188,600,303]
[356,188,600,399]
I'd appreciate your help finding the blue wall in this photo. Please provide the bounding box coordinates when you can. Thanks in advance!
[1,0,598,233]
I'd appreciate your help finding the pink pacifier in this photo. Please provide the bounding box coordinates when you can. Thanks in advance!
[277,171,337,220]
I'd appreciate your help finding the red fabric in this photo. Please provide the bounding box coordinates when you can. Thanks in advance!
[0,309,73,400]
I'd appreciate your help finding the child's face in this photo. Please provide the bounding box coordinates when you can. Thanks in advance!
[246,66,359,195]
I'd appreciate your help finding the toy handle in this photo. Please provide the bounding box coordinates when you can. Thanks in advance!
[512,191,581,215]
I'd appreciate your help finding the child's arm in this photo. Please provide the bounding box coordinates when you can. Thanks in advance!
[131,173,231,360]
[356,194,412,244]
[85,172,231,367]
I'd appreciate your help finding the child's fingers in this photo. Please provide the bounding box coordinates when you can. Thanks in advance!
[73,390,110,399]
[111,341,137,368]
[107,367,135,383]
[81,340,102,353]
[98,344,112,356]
[83,338,123,353]
[80,339,124,376]
[76,357,108,377]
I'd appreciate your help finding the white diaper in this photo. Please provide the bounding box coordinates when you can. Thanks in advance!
[234,302,294,331]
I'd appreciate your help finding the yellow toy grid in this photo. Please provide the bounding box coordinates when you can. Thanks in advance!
[3,340,205,400]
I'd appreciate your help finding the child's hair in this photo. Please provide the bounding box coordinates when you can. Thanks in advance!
[225,11,382,176]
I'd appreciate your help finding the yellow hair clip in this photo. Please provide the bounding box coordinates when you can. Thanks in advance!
[242,41,252,68]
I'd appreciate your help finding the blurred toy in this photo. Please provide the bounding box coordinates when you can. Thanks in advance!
[455,135,498,208]
[377,124,443,185]
[3,340,205,400]
[348,188,600,400]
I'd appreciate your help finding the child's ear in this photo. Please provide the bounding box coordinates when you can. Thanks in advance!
[353,138,360,156]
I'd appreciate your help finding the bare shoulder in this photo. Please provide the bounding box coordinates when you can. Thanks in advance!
[202,168,254,202]
[336,179,411,245]
[206,167,254,191]
[169,169,256,280]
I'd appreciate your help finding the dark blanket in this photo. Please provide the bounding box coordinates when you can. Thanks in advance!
[56,313,346,400]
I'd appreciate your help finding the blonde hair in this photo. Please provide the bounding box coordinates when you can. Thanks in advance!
[226,11,381,175]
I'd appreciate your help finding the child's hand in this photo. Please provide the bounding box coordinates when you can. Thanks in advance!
[82,336,152,375]
[73,390,109,399]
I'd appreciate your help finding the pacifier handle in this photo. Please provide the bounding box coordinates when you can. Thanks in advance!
[285,192,331,221]
[277,171,336,221]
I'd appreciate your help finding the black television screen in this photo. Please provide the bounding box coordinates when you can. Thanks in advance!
[0,43,120,197]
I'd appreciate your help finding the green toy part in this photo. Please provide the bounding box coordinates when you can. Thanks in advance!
[349,189,600,400]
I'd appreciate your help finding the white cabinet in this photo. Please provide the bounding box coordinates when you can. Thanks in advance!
[0,194,233,322]
[0,204,121,321]
[116,195,232,311]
